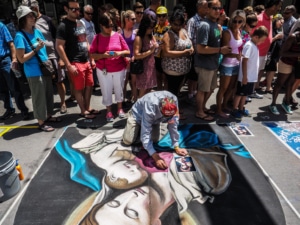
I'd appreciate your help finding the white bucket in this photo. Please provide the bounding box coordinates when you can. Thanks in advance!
[0,151,21,202]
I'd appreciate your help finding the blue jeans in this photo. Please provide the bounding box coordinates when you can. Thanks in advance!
[0,56,28,112]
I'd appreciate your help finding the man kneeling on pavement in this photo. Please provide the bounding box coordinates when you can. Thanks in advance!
[123,91,188,169]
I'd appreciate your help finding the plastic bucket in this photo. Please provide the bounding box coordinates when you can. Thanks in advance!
[0,151,21,202]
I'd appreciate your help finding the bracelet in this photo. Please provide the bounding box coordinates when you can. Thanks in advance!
[33,49,37,54]
[174,146,179,151]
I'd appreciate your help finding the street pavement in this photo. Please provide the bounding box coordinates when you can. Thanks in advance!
[0,81,300,225]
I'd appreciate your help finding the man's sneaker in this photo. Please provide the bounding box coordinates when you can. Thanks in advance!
[106,112,114,122]
[269,105,280,115]
[249,91,263,99]
[231,109,242,120]
[117,109,125,118]
[281,102,293,114]
[0,109,16,120]
[239,108,251,117]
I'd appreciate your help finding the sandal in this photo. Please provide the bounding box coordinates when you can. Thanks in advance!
[195,113,214,121]
[204,109,215,115]
[39,123,55,132]
[45,116,62,123]
[79,113,96,119]
[88,109,100,115]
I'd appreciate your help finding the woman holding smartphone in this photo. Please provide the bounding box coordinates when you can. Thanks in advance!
[90,12,130,122]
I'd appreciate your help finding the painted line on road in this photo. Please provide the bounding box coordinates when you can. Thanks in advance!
[0,126,38,137]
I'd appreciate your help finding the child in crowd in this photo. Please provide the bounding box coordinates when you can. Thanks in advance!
[231,26,269,119]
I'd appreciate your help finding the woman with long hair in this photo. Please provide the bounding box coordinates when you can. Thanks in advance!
[120,10,138,103]
[133,15,158,98]
[216,10,245,118]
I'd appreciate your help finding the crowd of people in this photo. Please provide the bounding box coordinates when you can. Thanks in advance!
[0,0,300,131]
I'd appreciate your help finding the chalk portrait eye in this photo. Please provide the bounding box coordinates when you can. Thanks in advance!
[107,200,120,208]
[125,208,139,219]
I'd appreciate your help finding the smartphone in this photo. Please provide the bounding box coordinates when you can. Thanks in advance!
[109,51,114,56]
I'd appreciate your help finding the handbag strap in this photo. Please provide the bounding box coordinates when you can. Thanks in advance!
[19,30,43,64]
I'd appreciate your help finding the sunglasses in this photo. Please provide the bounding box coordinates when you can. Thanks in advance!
[283,11,292,15]
[157,14,167,18]
[135,11,143,15]
[232,20,243,24]
[69,7,80,12]
[249,24,256,28]
[130,18,136,21]
[210,6,222,11]
[105,24,114,28]
[84,12,93,16]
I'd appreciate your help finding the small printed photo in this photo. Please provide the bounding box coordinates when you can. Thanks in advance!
[175,156,196,172]
[230,124,253,136]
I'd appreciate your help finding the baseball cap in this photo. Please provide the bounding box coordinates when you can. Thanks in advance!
[156,6,168,15]
[161,97,177,116]
[22,0,39,7]
[16,5,37,20]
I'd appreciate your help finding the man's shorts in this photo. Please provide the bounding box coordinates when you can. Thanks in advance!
[50,58,66,83]
[219,65,239,76]
[258,56,267,71]
[195,67,217,92]
[278,59,293,74]
[236,81,254,96]
[70,62,93,90]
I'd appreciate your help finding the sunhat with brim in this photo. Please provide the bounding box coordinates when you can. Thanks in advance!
[16,5,37,20]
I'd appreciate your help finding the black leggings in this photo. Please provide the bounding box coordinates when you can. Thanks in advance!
[165,73,185,96]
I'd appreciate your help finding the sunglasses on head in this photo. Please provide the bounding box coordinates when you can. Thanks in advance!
[135,11,143,15]
[157,14,167,18]
[210,6,222,11]
[69,7,80,12]
[84,11,93,16]
[232,19,243,24]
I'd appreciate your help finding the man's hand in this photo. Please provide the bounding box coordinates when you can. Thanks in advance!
[175,148,188,156]
[152,152,168,170]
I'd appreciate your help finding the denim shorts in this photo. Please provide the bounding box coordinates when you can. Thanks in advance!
[219,65,239,76]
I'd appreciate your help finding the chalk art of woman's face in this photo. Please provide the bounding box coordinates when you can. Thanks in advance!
[106,160,148,187]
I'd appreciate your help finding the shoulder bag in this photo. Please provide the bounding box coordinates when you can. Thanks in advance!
[20,30,55,77]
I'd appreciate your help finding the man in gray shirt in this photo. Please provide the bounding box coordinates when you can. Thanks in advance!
[194,0,231,121]
[282,5,297,43]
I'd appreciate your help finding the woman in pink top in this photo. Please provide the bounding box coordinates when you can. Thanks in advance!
[216,10,245,118]
[90,13,130,122]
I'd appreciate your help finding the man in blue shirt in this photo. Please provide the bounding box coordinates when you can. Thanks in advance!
[123,91,187,169]
[0,22,29,120]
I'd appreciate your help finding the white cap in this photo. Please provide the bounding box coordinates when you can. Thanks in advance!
[21,0,39,7]
[16,5,37,20]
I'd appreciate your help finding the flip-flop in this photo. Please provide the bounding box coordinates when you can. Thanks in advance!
[88,109,101,115]
[217,113,229,118]
[79,113,96,119]
[195,114,214,121]
[45,116,62,122]
[39,124,55,132]
[204,109,215,114]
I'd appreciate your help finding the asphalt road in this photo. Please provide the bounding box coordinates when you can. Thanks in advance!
[0,81,300,225]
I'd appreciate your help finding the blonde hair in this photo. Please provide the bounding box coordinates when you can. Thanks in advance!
[120,10,135,28]
[228,9,246,28]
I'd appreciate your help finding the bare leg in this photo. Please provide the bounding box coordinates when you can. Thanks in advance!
[266,71,275,92]
[271,73,290,105]
[216,75,230,115]
[84,86,93,111]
